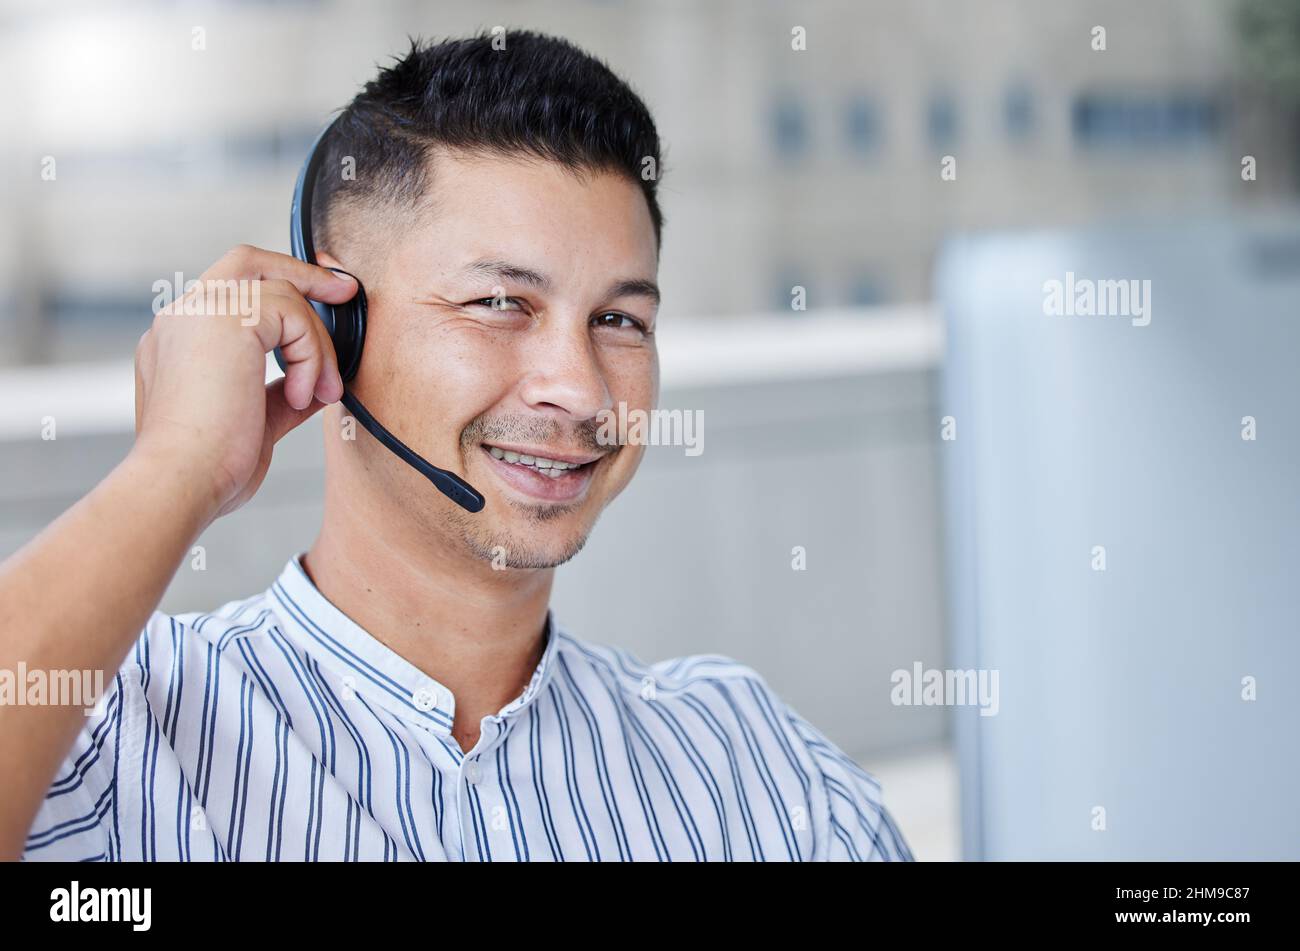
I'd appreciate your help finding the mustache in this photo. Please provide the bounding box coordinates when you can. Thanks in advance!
[460,415,610,454]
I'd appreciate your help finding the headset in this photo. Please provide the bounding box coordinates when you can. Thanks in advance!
[277,117,485,513]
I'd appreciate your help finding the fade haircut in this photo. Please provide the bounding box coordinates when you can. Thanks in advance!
[312,30,665,261]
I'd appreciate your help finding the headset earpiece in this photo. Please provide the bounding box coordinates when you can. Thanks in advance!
[273,267,366,382]
[316,268,367,384]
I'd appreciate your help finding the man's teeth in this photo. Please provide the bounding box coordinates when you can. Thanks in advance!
[487,446,583,478]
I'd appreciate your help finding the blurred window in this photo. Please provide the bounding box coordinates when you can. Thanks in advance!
[45,293,143,326]
[844,95,882,155]
[771,97,809,159]
[927,92,959,150]
[62,125,318,178]
[848,272,888,306]
[1072,93,1220,148]
[1003,83,1035,140]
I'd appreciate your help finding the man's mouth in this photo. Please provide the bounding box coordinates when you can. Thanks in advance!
[484,445,593,478]
[479,442,608,502]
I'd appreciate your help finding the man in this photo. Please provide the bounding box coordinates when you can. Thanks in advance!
[2,31,911,862]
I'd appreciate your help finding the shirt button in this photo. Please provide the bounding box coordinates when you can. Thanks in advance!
[411,686,438,712]
[464,760,482,784]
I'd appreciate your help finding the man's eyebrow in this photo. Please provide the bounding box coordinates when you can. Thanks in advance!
[464,259,551,290]
[463,259,660,308]
[605,278,661,308]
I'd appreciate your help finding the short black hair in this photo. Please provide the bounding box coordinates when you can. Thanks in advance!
[313,30,665,257]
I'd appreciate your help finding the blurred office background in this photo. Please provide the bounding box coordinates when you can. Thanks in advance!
[1,0,1297,860]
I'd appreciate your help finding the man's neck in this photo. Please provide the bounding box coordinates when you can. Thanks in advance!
[302,502,554,755]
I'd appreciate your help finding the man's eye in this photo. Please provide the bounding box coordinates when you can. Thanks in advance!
[592,312,647,333]
[469,296,523,311]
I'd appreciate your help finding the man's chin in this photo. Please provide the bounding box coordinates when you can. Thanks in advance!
[483,539,591,570]
[462,518,596,570]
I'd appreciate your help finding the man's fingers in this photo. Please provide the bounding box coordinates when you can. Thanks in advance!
[251,290,343,410]
[278,305,325,412]
[213,244,358,304]
[264,378,327,446]
[305,298,346,405]
[259,284,345,404]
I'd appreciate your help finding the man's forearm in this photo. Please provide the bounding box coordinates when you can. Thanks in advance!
[0,448,217,859]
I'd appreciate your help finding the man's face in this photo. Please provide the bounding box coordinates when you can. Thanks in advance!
[339,148,660,569]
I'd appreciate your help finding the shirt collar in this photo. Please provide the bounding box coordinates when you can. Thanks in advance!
[268,554,560,735]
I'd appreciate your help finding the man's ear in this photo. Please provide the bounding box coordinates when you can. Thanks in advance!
[316,251,345,272]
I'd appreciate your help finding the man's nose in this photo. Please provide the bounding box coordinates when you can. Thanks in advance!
[517,318,614,423]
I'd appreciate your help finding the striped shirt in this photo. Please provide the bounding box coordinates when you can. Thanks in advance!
[23,555,912,862]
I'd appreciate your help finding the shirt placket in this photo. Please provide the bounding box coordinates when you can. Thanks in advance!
[455,716,513,862]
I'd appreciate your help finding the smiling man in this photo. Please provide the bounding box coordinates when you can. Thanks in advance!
[0,31,911,862]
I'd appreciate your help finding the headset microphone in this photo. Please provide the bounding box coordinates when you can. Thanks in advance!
[277,116,485,514]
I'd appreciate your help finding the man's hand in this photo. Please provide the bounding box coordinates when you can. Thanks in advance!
[0,244,357,858]
[133,244,356,521]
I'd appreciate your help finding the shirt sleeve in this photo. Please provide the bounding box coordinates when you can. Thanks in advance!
[21,672,128,862]
[785,706,915,862]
